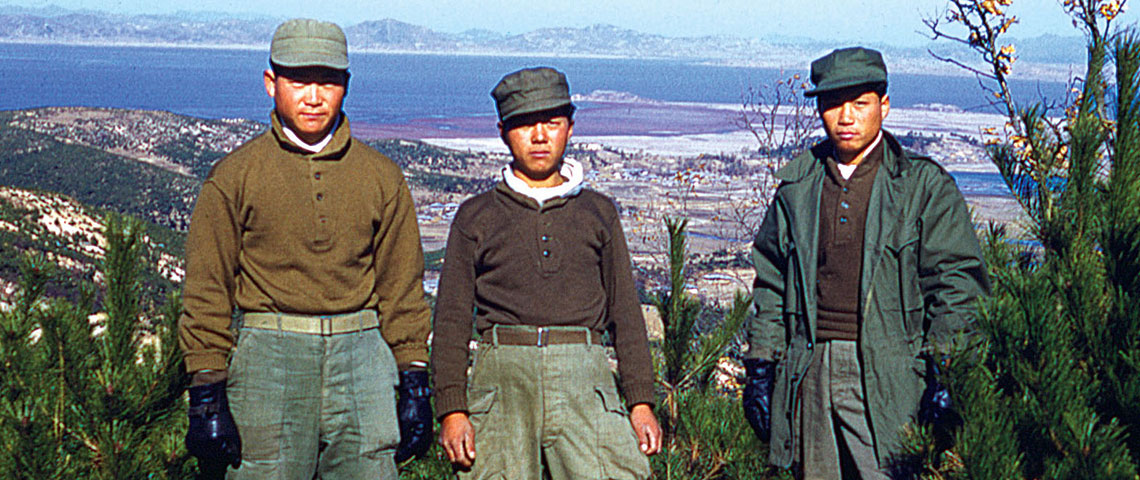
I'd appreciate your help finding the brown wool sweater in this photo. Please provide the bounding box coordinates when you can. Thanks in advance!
[178,112,431,372]
[430,183,655,417]
[816,141,883,341]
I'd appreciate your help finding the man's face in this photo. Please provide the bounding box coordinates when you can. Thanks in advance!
[500,111,574,186]
[264,66,348,144]
[817,87,890,163]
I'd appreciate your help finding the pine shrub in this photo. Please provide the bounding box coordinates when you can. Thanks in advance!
[0,213,190,479]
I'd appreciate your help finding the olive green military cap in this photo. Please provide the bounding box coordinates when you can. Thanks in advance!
[492,67,575,123]
[270,18,349,70]
[804,47,887,97]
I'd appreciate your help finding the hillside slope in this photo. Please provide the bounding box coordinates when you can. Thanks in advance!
[0,185,184,306]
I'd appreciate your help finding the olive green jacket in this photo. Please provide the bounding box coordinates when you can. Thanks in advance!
[747,131,989,468]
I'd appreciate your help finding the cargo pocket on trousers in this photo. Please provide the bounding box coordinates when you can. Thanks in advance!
[360,331,401,460]
[466,385,504,478]
[467,385,499,444]
[226,329,287,463]
[594,386,650,480]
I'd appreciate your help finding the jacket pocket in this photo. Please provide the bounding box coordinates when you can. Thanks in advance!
[884,227,924,314]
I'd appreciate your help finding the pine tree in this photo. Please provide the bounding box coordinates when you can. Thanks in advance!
[900,1,1140,478]
[650,217,788,480]
[0,213,190,478]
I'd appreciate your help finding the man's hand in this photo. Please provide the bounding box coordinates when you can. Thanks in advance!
[439,412,476,468]
[629,403,662,455]
[742,358,776,442]
[394,370,433,463]
[185,380,242,472]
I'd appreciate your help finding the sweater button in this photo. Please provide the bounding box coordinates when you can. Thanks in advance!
[542,250,550,257]
[839,217,847,224]
[316,193,324,201]
[314,172,321,180]
[541,235,549,242]
[840,200,849,209]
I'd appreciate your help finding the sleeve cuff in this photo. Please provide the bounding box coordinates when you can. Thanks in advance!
[621,381,656,410]
[184,352,228,373]
[434,386,468,420]
[390,343,429,367]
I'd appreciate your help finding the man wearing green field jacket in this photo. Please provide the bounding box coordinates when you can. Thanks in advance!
[742,47,990,479]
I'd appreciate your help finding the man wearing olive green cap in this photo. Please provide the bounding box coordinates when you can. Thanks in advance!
[431,66,662,480]
[742,47,989,478]
[179,18,433,479]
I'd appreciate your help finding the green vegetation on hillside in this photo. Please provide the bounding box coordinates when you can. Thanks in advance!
[0,125,200,231]
[0,187,183,307]
[153,139,226,179]
[369,139,499,193]
[0,215,189,479]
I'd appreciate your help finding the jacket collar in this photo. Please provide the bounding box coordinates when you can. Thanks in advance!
[776,130,911,184]
[270,110,352,160]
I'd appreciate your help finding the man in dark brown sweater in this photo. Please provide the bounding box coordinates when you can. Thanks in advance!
[178,19,432,479]
[432,67,661,479]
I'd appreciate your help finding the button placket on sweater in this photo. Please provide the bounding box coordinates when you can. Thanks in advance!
[537,206,559,274]
[309,156,331,249]
[836,180,853,243]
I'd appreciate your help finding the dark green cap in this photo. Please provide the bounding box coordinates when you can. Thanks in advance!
[491,67,575,123]
[804,47,887,97]
[270,19,349,70]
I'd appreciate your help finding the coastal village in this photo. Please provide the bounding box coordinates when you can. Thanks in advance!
[2,103,1017,313]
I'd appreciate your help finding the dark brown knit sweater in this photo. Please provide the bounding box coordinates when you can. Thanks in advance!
[431,182,655,417]
[816,140,883,341]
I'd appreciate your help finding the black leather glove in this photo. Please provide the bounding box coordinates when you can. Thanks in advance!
[742,358,776,442]
[918,356,959,427]
[394,370,433,463]
[186,380,241,472]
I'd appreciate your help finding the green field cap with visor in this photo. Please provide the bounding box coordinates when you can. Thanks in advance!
[804,47,887,97]
[270,19,349,70]
[492,67,575,123]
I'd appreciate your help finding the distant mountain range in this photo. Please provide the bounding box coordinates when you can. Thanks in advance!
[0,5,1087,79]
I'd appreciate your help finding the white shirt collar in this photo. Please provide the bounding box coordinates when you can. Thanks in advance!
[501,158,586,207]
[282,115,341,154]
[835,131,883,180]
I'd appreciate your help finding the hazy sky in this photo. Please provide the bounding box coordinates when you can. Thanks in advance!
[4,0,1136,46]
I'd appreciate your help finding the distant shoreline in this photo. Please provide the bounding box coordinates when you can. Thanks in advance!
[0,38,1080,83]
[0,38,677,61]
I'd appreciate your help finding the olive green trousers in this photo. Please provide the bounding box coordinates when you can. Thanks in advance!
[799,340,889,480]
[225,323,400,479]
[460,326,651,480]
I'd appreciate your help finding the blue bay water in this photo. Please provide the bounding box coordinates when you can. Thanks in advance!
[1,43,1068,125]
[0,43,1025,199]
[951,171,1014,197]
